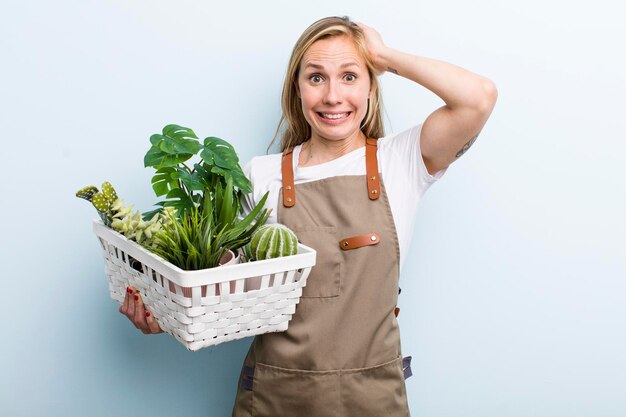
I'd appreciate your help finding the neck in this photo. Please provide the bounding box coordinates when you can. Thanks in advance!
[300,131,366,167]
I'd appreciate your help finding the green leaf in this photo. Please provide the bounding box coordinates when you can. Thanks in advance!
[217,176,235,230]
[158,135,201,155]
[201,136,239,169]
[163,124,199,141]
[151,167,179,197]
[165,188,195,213]
[230,168,252,193]
[144,145,194,168]
[193,163,215,190]
[171,167,204,192]
[144,125,201,169]
[150,134,163,146]
[142,207,162,221]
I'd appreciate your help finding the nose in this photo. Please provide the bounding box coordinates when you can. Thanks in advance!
[322,80,342,105]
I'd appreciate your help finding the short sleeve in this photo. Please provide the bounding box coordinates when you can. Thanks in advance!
[381,124,447,192]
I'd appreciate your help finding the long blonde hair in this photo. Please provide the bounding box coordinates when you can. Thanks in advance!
[267,16,385,153]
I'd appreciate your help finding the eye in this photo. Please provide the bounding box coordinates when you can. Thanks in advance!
[309,74,323,83]
[344,73,357,82]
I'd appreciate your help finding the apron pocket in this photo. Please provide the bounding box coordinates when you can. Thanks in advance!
[292,226,342,298]
[252,362,340,417]
[340,355,409,417]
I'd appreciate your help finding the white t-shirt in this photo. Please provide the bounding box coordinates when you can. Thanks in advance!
[240,123,447,273]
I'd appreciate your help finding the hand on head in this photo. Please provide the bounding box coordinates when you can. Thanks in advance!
[354,22,389,75]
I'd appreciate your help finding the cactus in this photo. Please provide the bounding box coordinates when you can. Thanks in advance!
[76,186,99,201]
[76,182,176,248]
[102,181,118,203]
[248,223,298,261]
[76,182,122,226]
[91,192,109,213]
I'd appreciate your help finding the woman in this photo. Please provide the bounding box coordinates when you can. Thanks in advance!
[120,16,497,416]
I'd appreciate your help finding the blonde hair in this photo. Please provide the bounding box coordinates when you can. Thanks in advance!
[268,16,385,153]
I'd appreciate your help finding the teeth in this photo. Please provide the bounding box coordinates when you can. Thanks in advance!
[321,112,349,119]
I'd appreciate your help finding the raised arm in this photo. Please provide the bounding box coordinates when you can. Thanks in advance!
[357,22,498,175]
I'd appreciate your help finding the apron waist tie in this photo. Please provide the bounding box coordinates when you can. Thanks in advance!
[402,356,413,380]
[241,365,255,391]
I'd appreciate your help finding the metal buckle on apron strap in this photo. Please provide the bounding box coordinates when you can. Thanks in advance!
[402,356,413,380]
[241,365,255,391]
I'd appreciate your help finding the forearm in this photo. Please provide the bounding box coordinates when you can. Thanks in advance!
[377,47,494,110]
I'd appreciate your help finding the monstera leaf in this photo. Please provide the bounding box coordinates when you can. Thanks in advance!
[143,124,258,233]
[201,137,251,193]
[144,125,202,169]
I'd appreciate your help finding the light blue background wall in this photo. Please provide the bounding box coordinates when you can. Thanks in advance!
[1,1,624,416]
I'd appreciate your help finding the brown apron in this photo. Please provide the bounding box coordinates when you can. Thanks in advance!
[232,138,412,417]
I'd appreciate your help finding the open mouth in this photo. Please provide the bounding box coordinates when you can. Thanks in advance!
[317,112,352,121]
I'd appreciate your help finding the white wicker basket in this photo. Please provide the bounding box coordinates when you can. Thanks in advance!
[92,220,315,351]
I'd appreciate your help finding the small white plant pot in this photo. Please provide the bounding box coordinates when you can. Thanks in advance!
[169,250,241,297]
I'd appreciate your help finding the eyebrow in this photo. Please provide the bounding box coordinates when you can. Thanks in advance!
[303,62,360,70]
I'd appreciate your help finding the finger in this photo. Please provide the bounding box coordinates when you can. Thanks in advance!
[145,310,164,334]
[126,287,141,330]
[119,286,131,315]
[133,291,150,333]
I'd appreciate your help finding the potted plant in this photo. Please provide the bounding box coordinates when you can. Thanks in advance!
[78,124,317,351]
[141,124,271,272]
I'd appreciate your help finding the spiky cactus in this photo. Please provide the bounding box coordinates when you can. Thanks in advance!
[246,224,298,261]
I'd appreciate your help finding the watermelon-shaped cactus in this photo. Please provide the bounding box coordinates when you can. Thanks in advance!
[248,224,298,261]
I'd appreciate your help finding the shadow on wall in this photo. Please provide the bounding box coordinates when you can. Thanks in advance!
[92,292,253,416]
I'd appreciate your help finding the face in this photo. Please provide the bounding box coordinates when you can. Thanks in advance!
[296,35,371,144]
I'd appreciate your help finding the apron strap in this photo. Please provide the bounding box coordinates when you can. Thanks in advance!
[281,147,296,207]
[281,138,380,207]
[365,138,380,200]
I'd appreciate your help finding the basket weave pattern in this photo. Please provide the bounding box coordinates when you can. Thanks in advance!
[93,221,314,351]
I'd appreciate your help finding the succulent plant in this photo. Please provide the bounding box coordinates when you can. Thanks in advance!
[247,224,298,261]
[110,202,176,248]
